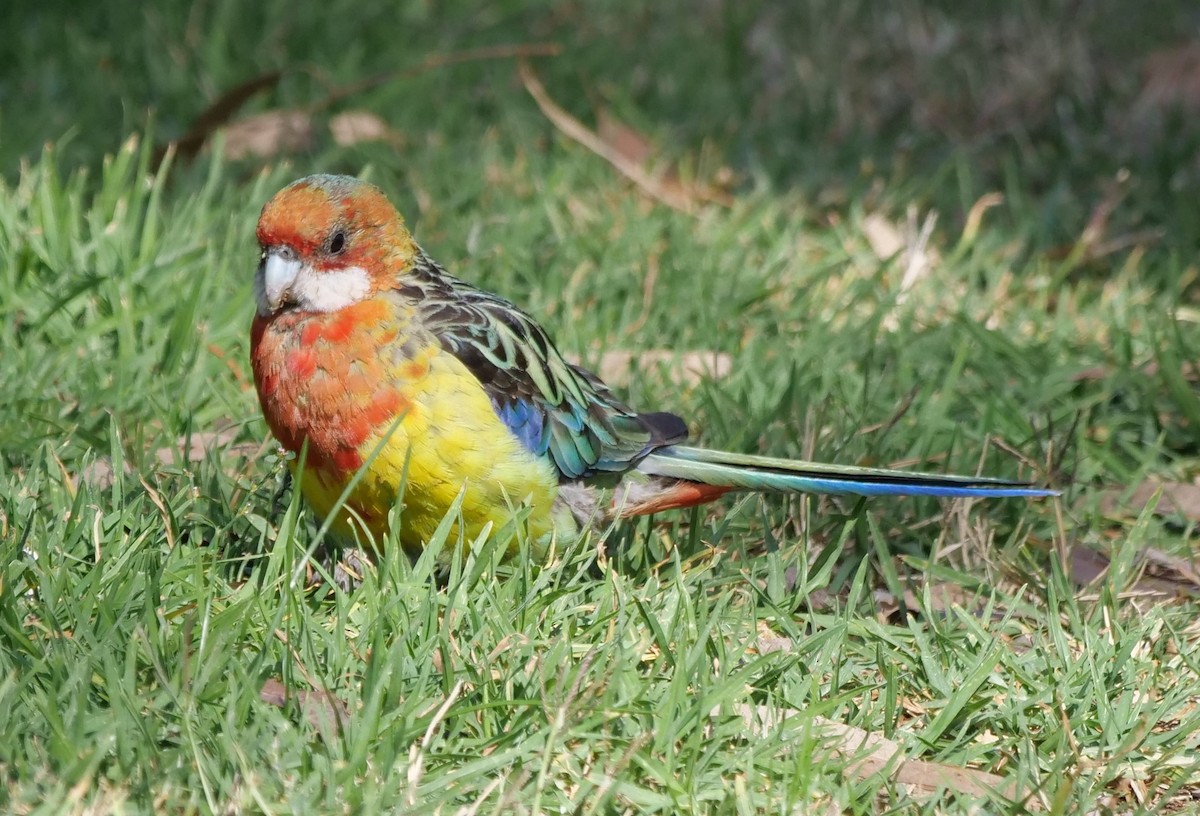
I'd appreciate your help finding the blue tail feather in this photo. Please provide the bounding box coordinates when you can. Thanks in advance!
[636,445,1058,499]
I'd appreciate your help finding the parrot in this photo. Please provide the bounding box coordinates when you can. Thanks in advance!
[249,174,1056,560]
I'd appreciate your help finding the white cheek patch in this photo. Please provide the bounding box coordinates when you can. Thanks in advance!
[292,265,372,312]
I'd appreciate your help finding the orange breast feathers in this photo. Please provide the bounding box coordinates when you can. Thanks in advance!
[250,297,417,474]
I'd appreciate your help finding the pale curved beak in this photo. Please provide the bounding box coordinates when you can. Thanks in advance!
[255,247,303,315]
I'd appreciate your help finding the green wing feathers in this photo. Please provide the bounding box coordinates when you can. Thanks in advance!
[401,250,686,480]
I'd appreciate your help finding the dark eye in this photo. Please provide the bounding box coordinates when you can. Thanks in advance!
[329,230,347,255]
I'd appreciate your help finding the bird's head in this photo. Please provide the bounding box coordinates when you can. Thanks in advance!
[254,174,416,316]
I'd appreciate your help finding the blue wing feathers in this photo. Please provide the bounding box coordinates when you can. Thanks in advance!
[493,398,547,456]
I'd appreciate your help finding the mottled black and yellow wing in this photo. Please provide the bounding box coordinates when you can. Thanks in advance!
[398,251,686,481]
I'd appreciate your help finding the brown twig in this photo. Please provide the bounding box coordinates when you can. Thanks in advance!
[306,42,562,113]
[153,71,284,168]
[517,58,699,215]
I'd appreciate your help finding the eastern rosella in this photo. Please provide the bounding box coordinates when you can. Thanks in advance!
[250,174,1055,558]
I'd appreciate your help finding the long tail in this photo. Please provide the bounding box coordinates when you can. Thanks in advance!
[617,445,1057,517]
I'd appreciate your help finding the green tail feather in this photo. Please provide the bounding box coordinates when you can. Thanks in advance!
[636,446,1058,499]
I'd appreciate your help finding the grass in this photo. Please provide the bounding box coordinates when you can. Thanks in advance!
[2,0,1200,812]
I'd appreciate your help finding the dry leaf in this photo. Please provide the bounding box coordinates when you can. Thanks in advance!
[80,428,262,489]
[1141,547,1200,590]
[1069,544,1200,599]
[1069,545,1111,587]
[902,581,993,619]
[1071,360,1200,383]
[1128,43,1200,144]
[912,580,1018,624]
[596,109,654,167]
[221,110,314,160]
[260,678,349,735]
[753,620,795,654]
[873,588,902,622]
[329,110,401,147]
[718,704,1036,806]
[862,213,905,260]
[1099,481,1200,521]
[873,581,1006,623]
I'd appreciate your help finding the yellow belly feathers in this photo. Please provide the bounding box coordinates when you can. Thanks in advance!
[294,339,567,559]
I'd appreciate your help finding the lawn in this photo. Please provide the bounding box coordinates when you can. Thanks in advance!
[2,1,1200,813]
